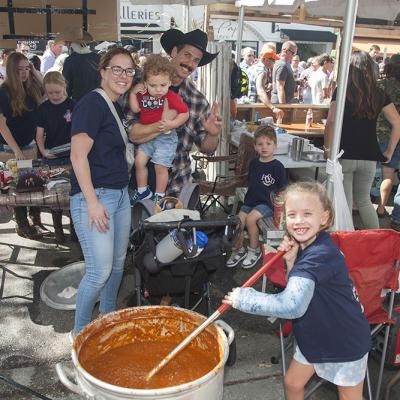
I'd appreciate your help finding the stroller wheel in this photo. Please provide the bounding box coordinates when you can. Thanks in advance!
[131,199,155,233]
[178,182,200,210]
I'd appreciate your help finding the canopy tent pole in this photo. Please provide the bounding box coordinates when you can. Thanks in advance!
[326,0,358,198]
[235,6,245,64]
[183,0,190,32]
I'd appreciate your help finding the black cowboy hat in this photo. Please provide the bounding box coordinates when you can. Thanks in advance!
[160,29,218,67]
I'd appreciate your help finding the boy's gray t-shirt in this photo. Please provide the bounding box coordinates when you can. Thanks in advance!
[271,60,296,104]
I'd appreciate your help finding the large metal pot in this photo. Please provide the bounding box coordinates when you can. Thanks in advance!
[56,306,234,399]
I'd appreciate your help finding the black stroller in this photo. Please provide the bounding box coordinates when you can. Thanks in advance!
[130,184,240,315]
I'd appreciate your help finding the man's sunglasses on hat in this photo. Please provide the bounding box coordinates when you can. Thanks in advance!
[283,48,296,55]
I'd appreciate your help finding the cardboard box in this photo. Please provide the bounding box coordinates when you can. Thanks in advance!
[0,0,119,41]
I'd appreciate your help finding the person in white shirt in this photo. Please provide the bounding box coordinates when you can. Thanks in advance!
[310,54,333,104]
[239,47,255,73]
[291,54,304,81]
[40,38,65,74]
[299,57,319,104]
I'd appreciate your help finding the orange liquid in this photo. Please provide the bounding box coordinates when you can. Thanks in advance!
[80,340,218,389]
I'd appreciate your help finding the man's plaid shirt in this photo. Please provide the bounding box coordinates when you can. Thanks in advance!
[168,78,210,195]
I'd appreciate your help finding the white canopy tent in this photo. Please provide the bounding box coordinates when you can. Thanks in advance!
[227,1,399,234]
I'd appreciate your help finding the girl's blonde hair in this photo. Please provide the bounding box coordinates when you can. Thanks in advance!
[4,52,44,116]
[43,71,66,88]
[282,181,335,231]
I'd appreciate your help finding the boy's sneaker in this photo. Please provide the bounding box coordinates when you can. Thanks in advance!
[226,248,247,268]
[242,248,262,269]
[152,193,165,204]
[130,188,153,206]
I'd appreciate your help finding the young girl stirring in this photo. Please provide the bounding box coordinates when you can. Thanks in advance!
[223,182,371,400]
[36,71,75,242]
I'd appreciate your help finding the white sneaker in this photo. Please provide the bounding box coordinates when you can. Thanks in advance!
[226,248,247,268]
[242,248,262,269]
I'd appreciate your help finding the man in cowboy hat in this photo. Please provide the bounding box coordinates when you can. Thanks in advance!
[62,28,100,101]
[129,28,222,196]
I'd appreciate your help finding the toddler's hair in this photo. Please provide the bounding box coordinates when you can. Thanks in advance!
[254,125,277,144]
[282,181,335,231]
[43,71,66,88]
[143,54,175,81]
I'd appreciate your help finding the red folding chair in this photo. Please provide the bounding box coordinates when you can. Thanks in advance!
[261,245,291,376]
[331,229,400,400]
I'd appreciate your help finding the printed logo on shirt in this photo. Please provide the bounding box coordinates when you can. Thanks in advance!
[64,109,72,123]
[261,174,275,187]
[141,95,164,110]
[351,283,365,313]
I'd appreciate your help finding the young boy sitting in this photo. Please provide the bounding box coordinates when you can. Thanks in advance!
[226,125,287,269]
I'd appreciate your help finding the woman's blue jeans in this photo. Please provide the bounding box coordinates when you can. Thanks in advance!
[70,187,131,332]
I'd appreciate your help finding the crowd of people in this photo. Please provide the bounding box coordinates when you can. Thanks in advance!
[239,40,335,109]
[236,41,400,232]
[0,26,400,398]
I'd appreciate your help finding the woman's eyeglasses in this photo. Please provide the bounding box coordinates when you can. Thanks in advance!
[106,66,135,77]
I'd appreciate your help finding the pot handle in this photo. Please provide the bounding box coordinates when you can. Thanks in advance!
[56,362,93,398]
[214,319,235,345]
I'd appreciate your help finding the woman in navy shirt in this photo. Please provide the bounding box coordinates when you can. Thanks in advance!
[70,47,135,334]
[0,52,45,239]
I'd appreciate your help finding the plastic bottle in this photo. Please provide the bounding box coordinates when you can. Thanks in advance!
[305,108,313,129]
[194,230,208,256]
[272,192,284,228]
[155,229,208,264]
[254,112,260,125]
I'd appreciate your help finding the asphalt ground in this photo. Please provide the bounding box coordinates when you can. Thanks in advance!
[0,208,399,400]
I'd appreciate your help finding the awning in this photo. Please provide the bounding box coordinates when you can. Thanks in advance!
[280,29,336,43]
[280,28,337,43]
[352,39,400,56]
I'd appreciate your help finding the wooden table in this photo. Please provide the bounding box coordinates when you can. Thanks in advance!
[236,103,329,126]
[230,129,325,176]
[0,183,70,209]
[275,122,325,138]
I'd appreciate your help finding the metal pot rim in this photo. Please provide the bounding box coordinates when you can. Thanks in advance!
[71,306,229,395]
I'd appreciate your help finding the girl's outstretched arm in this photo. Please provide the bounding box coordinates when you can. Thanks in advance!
[223,276,315,319]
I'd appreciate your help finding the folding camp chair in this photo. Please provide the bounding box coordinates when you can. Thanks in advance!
[192,133,256,215]
[331,229,400,400]
[262,229,400,400]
